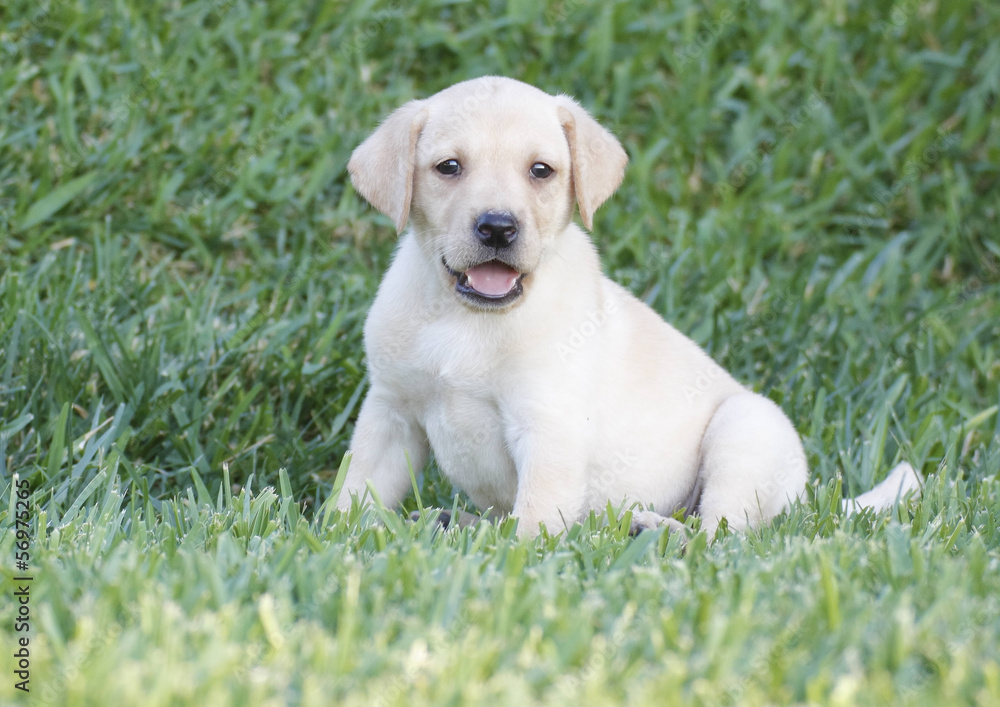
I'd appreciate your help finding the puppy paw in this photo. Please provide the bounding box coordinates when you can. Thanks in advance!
[409,509,453,528]
[629,511,687,537]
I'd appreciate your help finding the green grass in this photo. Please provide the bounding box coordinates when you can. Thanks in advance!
[1,0,999,704]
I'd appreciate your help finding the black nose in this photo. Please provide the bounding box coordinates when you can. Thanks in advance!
[474,212,518,249]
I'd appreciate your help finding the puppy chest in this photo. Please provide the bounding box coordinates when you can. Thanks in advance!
[422,396,517,512]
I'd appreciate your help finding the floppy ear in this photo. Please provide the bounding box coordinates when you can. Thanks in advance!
[556,97,628,231]
[348,100,428,233]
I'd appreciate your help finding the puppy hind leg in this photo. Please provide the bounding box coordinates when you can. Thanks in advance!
[695,393,808,538]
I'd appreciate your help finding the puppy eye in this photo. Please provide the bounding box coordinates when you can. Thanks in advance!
[436,159,461,175]
[530,162,553,179]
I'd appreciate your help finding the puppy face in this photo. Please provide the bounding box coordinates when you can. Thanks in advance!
[348,76,628,311]
[411,82,574,310]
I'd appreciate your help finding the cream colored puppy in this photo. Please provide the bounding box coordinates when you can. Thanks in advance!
[338,76,919,538]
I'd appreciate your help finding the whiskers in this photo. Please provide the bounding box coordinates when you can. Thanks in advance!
[412,225,451,262]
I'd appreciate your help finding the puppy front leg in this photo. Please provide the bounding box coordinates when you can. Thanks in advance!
[509,430,588,538]
[337,388,428,512]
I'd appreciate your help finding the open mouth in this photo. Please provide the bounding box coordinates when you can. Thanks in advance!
[443,258,526,308]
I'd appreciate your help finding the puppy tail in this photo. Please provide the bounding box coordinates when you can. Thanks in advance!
[842,462,922,514]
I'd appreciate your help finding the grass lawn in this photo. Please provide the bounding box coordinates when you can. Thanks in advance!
[1,0,999,704]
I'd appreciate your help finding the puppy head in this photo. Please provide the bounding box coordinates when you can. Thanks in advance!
[348,76,627,310]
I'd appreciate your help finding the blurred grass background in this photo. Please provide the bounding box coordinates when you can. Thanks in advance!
[1,0,999,704]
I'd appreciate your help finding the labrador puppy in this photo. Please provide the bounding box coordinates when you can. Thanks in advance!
[337,76,920,538]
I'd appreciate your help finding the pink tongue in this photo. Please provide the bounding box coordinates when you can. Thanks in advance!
[465,261,520,296]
